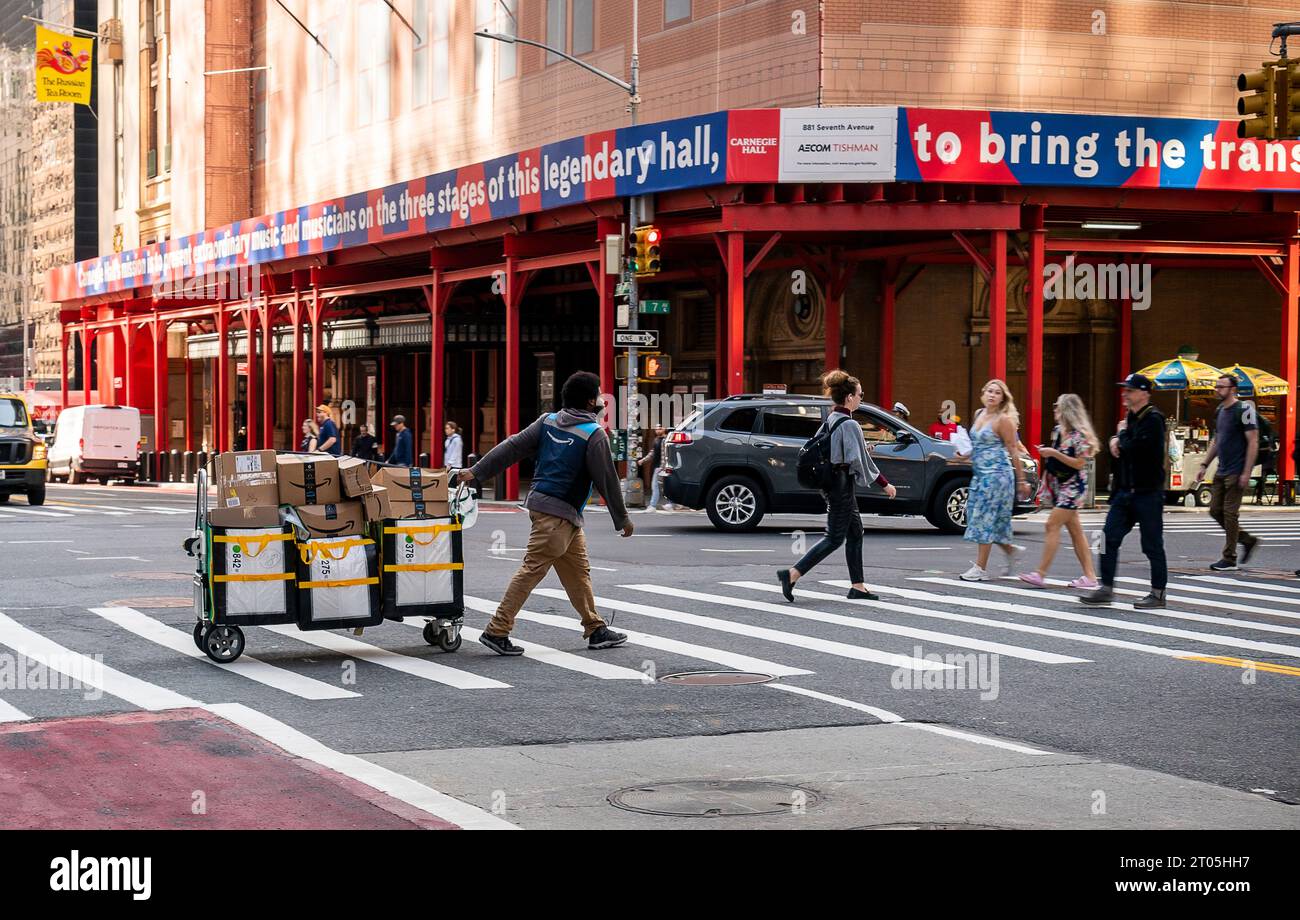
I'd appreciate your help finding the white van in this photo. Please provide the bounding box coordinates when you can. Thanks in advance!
[48,405,143,484]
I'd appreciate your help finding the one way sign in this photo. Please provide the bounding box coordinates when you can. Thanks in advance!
[614,330,659,348]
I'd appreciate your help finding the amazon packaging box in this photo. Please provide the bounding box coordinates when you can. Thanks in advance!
[361,484,392,523]
[209,450,282,527]
[338,456,373,497]
[291,501,367,540]
[377,467,450,519]
[276,453,341,507]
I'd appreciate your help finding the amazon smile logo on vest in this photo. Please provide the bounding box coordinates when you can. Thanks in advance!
[547,432,576,445]
[50,851,151,900]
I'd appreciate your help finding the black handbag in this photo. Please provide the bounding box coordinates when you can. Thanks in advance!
[1045,431,1078,482]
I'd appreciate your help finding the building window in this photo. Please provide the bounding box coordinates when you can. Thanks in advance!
[141,0,168,179]
[546,0,594,63]
[474,0,494,90]
[253,23,267,163]
[310,18,340,141]
[497,0,518,81]
[572,0,593,55]
[414,0,449,104]
[666,0,691,23]
[432,0,449,100]
[357,1,391,126]
[113,65,125,208]
[545,0,565,63]
[412,0,429,107]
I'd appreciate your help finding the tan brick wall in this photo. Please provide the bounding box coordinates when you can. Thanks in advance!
[825,0,1283,118]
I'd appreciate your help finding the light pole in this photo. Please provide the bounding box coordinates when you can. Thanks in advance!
[477,1,646,506]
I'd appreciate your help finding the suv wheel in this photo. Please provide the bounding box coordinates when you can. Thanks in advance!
[705,475,766,532]
[927,478,970,534]
[27,484,45,506]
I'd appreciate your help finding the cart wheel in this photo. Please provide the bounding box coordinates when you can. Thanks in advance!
[438,632,462,652]
[193,621,207,650]
[202,624,245,663]
[422,621,438,645]
[1195,485,1212,507]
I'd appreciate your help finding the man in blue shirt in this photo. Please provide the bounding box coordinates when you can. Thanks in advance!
[315,405,341,456]
[387,415,413,466]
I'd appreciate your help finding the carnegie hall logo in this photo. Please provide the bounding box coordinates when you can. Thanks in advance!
[730,135,778,156]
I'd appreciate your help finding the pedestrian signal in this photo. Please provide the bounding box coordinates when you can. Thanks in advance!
[643,354,672,381]
[631,225,662,277]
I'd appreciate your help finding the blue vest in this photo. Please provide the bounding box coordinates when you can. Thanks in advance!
[531,414,599,511]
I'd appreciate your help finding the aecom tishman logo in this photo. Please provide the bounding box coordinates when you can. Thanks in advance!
[50,851,151,901]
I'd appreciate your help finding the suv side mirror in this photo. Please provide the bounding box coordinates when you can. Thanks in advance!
[896,431,916,445]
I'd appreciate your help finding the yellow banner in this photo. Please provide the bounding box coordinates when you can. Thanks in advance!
[35,25,94,105]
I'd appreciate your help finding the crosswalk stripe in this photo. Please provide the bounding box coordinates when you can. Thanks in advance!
[903,578,1300,659]
[89,607,360,701]
[138,506,192,515]
[260,625,509,690]
[534,588,955,671]
[759,580,1200,660]
[47,503,130,515]
[1189,574,1300,596]
[0,698,30,722]
[1114,577,1300,622]
[391,615,645,681]
[463,596,812,676]
[0,506,72,518]
[766,683,903,722]
[0,610,198,710]
[626,583,1090,664]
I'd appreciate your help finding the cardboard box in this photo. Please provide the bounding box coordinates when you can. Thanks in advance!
[378,467,450,519]
[361,485,392,523]
[276,453,341,506]
[208,504,283,528]
[338,456,373,497]
[210,451,280,526]
[292,501,367,539]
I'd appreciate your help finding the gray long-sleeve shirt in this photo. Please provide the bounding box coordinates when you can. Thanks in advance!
[826,410,888,489]
[469,408,630,531]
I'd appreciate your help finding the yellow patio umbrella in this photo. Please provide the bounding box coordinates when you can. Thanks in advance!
[1219,364,1290,398]
[1134,357,1223,421]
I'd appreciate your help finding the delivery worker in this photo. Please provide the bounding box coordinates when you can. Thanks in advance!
[457,371,632,655]
[315,405,341,456]
[387,415,413,466]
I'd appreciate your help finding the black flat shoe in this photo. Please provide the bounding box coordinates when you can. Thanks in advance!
[847,587,878,601]
[777,569,796,602]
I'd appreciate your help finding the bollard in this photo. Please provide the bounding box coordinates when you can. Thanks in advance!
[156,450,169,483]
[418,452,430,469]
[182,451,194,483]
[140,451,153,482]
[169,449,180,483]
[196,451,209,480]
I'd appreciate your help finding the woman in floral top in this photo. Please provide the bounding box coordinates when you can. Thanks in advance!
[1019,393,1101,589]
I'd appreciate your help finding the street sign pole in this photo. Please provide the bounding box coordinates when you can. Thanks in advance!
[623,3,645,508]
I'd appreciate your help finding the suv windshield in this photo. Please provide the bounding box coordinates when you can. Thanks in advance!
[0,398,28,427]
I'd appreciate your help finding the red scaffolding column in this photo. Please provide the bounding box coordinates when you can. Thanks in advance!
[215,307,229,453]
[990,230,1007,382]
[261,303,275,450]
[426,269,450,468]
[291,292,306,439]
[714,288,725,396]
[185,347,194,453]
[1119,279,1133,415]
[82,327,94,406]
[725,232,745,395]
[878,258,899,407]
[152,319,168,455]
[1282,236,1299,488]
[59,326,68,414]
[502,245,536,501]
[310,290,325,410]
[595,217,619,405]
[122,322,136,408]
[1026,210,1046,449]
[241,307,258,451]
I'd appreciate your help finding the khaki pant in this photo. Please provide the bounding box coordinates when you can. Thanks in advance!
[486,511,607,638]
[1209,474,1256,564]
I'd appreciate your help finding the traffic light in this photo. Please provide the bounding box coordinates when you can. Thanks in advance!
[642,354,672,381]
[1284,60,1300,139]
[631,225,662,277]
[1237,63,1278,139]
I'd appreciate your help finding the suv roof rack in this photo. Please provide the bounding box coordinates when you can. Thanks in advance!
[715,393,827,402]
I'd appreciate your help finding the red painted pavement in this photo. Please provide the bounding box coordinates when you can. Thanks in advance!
[0,708,458,830]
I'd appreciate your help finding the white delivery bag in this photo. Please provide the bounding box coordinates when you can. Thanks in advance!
[210,528,296,623]
[381,521,463,619]
[296,536,382,627]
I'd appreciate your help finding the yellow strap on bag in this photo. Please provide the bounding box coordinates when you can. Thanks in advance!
[299,577,380,590]
[214,572,295,583]
[383,523,461,546]
[214,532,293,559]
[382,563,464,573]
[297,538,374,565]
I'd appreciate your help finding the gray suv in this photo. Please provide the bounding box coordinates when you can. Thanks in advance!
[661,394,1039,533]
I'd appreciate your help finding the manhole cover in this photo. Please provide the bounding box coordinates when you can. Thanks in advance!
[609,781,819,817]
[111,572,192,581]
[105,597,192,609]
[658,670,775,686]
[857,822,1008,830]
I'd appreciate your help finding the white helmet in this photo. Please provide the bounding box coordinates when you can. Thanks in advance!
[892,402,910,420]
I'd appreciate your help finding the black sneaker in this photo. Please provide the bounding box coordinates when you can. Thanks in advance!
[1133,589,1167,609]
[1209,559,1238,572]
[1079,585,1115,606]
[587,626,628,650]
[1239,538,1259,566]
[479,632,524,656]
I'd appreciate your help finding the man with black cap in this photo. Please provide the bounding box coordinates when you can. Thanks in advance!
[387,415,413,467]
[1081,373,1168,608]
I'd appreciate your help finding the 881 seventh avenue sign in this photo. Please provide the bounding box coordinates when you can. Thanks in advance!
[49,107,1300,302]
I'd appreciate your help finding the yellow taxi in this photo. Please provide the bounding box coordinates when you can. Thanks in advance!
[0,392,48,505]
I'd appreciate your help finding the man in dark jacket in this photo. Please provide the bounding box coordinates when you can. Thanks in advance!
[387,415,413,466]
[457,371,632,655]
[353,425,378,461]
[1082,373,1168,608]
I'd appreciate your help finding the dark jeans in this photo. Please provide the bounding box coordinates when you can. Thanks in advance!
[1099,489,1167,591]
[793,469,863,584]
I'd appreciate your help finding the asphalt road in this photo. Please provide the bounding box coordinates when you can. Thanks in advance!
[2,481,1299,828]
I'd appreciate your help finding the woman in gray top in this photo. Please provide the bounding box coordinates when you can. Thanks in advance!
[778,370,897,603]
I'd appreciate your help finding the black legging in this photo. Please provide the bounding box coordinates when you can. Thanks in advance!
[792,468,863,584]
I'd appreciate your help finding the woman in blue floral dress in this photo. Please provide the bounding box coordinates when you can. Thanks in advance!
[958,380,1031,581]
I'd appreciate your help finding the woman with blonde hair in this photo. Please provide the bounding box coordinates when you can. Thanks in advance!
[777,370,897,602]
[299,418,319,453]
[958,379,1031,581]
[1019,393,1101,588]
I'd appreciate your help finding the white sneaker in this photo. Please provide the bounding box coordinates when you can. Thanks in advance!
[1001,545,1020,577]
[960,564,990,581]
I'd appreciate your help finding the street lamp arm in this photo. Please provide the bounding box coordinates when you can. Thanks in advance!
[475,30,633,94]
